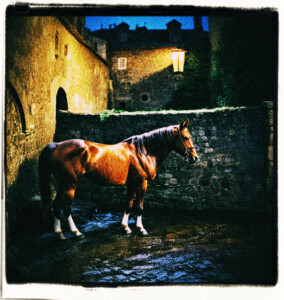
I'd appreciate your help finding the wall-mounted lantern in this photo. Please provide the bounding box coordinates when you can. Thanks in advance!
[171,49,186,73]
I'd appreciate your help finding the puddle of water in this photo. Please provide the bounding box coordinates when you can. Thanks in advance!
[79,213,122,231]
[6,203,277,285]
[126,254,152,261]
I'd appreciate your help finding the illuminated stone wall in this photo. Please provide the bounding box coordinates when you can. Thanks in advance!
[55,102,275,214]
[5,16,109,213]
[109,47,182,111]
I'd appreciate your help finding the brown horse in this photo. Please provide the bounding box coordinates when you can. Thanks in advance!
[39,120,198,239]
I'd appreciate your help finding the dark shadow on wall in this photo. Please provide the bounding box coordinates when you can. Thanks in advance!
[113,65,175,111]
[5,158,52,283]
[53,110,69,142]
[6,158,48,240]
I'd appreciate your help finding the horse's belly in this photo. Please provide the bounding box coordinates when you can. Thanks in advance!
[86,155,130,185]
[85,171,127,185]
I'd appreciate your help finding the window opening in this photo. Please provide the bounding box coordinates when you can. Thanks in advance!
[140,93,150,102]
[55,31,59,51]
[64,44,68,56]
[118,58,127,70]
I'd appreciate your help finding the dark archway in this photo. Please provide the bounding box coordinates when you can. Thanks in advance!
[56,87,68,112]
[54,88,68,141]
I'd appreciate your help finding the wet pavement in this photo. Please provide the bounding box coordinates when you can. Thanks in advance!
[6,198,277,285]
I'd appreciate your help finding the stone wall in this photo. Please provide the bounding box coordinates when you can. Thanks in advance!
[109,47,182,111]
[5,16,109,211]
[54,102,274,214]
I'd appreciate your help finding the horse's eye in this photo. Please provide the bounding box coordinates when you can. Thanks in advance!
[184,136,189,141]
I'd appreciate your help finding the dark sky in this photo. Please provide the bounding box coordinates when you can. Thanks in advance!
[85,16,209,31]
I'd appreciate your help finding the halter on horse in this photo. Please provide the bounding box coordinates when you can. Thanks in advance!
[39,120,198,239]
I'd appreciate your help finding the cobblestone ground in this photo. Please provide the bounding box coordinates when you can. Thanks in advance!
[6,199,276,285]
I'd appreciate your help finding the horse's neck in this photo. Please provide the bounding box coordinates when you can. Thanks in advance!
[155,145,173,166]
[145,127,176,166]
[149,137,174,166]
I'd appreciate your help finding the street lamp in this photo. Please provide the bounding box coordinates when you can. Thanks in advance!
[171,49,186,73]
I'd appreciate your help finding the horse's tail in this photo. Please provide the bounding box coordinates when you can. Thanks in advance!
[38,143,57,227]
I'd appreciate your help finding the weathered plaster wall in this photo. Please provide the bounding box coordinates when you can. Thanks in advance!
[54,102,274,214]
[5,16,109,208]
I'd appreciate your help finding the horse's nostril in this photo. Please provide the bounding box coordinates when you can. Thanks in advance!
[194,157,199,163]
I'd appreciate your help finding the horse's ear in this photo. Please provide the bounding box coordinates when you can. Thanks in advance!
[179,120,190,130]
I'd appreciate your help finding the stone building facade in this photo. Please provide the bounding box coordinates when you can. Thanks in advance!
[5,15,110,204]
[89,18,209,110]
[109,47,180,111]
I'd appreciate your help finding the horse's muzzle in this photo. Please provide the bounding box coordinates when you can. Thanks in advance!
[189,156,199,164]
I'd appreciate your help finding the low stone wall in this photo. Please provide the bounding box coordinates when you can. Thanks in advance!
[54,102,274,213]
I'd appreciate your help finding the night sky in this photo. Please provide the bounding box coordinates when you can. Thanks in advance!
[85,16,209,31]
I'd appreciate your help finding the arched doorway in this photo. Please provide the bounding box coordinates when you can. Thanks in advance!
[56,87,68,112]
[54,87,68,141]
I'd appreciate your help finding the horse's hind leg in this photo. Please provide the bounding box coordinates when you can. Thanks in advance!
[62,188,83,238]
[53,188,66,240]
[136,180,148,236]
[53,187,83,239]
[121,186,136,234]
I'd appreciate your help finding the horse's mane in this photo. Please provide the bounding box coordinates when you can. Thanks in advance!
[123,126,175,156]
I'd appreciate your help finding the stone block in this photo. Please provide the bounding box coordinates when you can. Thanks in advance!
[205,148,214,153]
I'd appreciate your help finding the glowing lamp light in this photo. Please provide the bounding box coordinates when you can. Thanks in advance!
[171,49,186,73]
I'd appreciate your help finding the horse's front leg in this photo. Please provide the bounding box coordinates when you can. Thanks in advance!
[136,180,148,236]
[121,186,136,234]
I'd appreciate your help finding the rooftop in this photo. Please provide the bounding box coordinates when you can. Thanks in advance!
[91,19,208,49]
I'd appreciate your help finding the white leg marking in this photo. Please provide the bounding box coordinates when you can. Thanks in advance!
[54,217,62,233]
[121,212,132,234]
[136,215,148,235]
[136,215,143,229]
[67,215,82,236]
[54,217,66,240]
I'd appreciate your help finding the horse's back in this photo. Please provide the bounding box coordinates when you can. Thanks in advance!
[83,141,135,185]
[50,138,156,186]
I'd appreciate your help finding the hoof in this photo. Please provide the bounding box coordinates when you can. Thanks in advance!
[56,232,66,240]
[138,230,149,237]
[125,228,132,235]
[122,225,132,234]
[75,233,85,240]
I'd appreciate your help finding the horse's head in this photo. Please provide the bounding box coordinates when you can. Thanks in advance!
[174,120,199,164]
